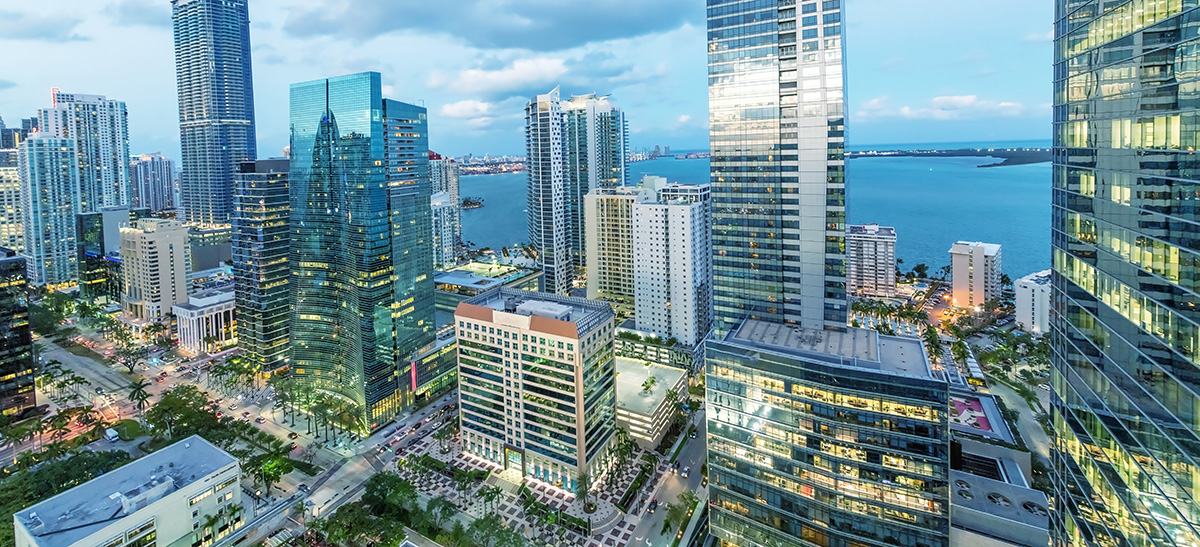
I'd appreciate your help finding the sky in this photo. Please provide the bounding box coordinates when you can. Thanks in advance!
[0,0,1052,161]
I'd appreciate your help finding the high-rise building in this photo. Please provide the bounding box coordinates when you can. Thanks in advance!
[129,153,176,212]
[430,151,460,202]
[584,185,640,307]
[706,319,951,547]
[18,133,79,289]
[119,219,190,325]
[0,116,36,149]
[563,93,627,271]
[0,248,33,416]
[846,223,897,297]
[525,89,572,295]
[1050,4,1200,545]
[38,90,130,212]
[454,288,616,492]
[233,159,289,372]
[172,0,257,225]
[1014,270,1050,335]
[289,72,434,430]
[708,0,848,333]
[429,152,461,268]
[948,241,1001,309]
[77,206,149,304]
[0,165,22,252]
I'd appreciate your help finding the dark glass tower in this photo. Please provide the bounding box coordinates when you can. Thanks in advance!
[1051,1,1200,545]
[0,248,33,416]
[172,0,257,226]
[708,0,848,333]
[289,72,434,431]
[233,159,289,373]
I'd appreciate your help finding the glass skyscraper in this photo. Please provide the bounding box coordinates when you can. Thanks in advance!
[1052,1,1200,545]
[172,0,257,226]
[233,159,289,373]
[0,247,33,416]
[708,0,848,333]
[289,72,434,431]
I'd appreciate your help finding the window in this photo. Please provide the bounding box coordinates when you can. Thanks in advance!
[189,488,214,505]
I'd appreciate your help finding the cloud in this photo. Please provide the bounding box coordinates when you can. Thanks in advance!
[859,95,1024,120]
[282,0,700,52]
[0,10,88,41]
[678,114,691,125]
[435,58,569,101]
[104,0,170,28]
[441,100,492,118]
[0,80,15,91]
[1024,30,1054,42]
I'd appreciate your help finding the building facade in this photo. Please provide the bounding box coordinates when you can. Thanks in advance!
[708,0,849,333]
[1014,270,1050,335]
[706,320,951,547]
[129,153,176,212]
[38,90,130,213]
[0,249,33,416]
[173,289,235,356]
[172,0,257,225]
[232,159,289,372]
[525,89,572,295]
[18,134,79,289]
[0,166,22,252]
[1050,3,1200,545]
[455,288,616,493]
[846,223,897,297]
[119,219,190,324]
[583,185,640,307]
[563,93,628,271]
[429,152,461,268]
[949,241,1002,309]
[289,72,434,430]
[77,206,148,304]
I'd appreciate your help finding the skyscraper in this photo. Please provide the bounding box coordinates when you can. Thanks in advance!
[1051,3,1200,545]
[846,223,897,297]
[0,166,22,252]
[0,248,33,416]
[233,159,289,372]
[708,0,848,333]
[289,72,434,430]
[526,89,572,295]
[429,152,461,268]
[118,219,190,325]
[129,153,177,212]
[172,0,257,225]
[563,93,627,271]
[38,90,130,213]
[77,206,149,304]
[18,134,79,289]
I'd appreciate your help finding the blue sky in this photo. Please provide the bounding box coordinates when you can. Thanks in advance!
[0,0,1051,159]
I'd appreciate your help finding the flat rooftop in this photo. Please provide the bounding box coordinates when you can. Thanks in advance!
[615,357,687,415]
[15,435,236,547]
[435,262,536,291]
[951,470,1049,530]
[728,319,934,380]
[459,288,613,338]
[848,223,896,237]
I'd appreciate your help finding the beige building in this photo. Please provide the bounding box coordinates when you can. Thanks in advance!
[13,435,243,547]
[119,219,190,325]
[584,185,641,309]
[949,241,1002,309]
[173,289,236,357]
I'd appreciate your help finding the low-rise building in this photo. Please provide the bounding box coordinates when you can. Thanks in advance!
[846,223,897,297]
[614,357,686,449]
[13,435,243,547]
[1014,270,1051,335]
[950,438,1049,547]
[173,289,235,357]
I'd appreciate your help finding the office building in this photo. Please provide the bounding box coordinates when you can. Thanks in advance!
[188,225,231,272]
[18,134,79,289]
[563,93,627,271]
[431,191,459,268]
[129,153,176,212]
[0,165,22,252]
[289,72,434,430]
[1050,4,1200,545]
[77,206,149,304]
[950,438,1049,547]
[13,435,243,547]
[38,90,130,212]
[525,89,573,295]
[949,241,1002,309]
[232,159,289,372]
[584,185,640,308]
[455,288,616,492]
[119,219,190,326]
[1014,270,1050,335]
[706,319,950,547]
[0,249,33,416]
[412,330,458,402]
[174,289,235,357]
[708,0,848,333]
[172,0,257,225]
[846,223,897,297]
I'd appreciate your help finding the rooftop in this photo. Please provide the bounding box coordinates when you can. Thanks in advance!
[431,191,454,208]
[15,435,236,547]
[949,241,1001,256]
[174,289,234,311]
[848,223,896,237]
[1017,269,1052,287]
[457,288,613,339]
[951,469,1049,530]
[615,357,687,415]
[435,262,537,292]
[728,320,935,380]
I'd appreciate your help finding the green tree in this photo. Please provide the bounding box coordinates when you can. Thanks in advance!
[128,379,152,421]
[426,496,457,530]
[434,423,456,454]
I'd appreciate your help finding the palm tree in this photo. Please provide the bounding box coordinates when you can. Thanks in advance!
[434,423,456,453]
[129,379,152,421]
[479,485,504,514]
[292,499,310,525]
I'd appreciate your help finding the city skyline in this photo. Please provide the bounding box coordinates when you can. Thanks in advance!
[0,0,1050,161]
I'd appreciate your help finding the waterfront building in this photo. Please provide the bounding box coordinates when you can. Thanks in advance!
[614,357,686,449]
[563,93,627,271]
[846,223,897,297]
[430,151,460,202]
[129,153,176,212]
[118,219,190,326]
[172,0,257,225]
[173,289,235,356]
[18,133,79,289]
[708,0,849,333]
[232,159,289,372]
[0,165,22,252]
[38,90,130,212]
[455,288,616,492]
[706,319,950,547]
[949,241,1002,309]
[0,248,34,416]
[289,72,434,430]
[76,206,149,304]
[13,435,243,547]
[584,185,640,308]
[1014,270,1050,335]
[1050,4,1200,545]
[431,191,459,268]
[525,89,573,295]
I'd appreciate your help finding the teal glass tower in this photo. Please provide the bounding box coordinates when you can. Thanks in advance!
[1052,1,1200,545]
[288,72,434,431]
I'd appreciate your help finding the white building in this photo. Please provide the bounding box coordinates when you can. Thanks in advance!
[431,191,459,268]
[174,289,236,356]
[614,357,687,449]
[18,134,79,289]
[950,241,1003,309]
[525,89,572,295]
[13,435,243,547]
[119,219,190,325]
[129,153,176,212]
[430,151,460,203]
[1015,270,1052,335]
[38,89,130,212]
[846,224,897,297]
[0,165,23,252]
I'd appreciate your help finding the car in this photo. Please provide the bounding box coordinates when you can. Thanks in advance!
[216,412,224,418]
[681,466,690,479]
[95,387,105,395]
[672,461,680,472]
[240,416,250,422]
[395,447,405,454]
[690,430,697,439]
[648,498,658,514]
[701,475,708,487]
[169,383,177,388]
[298,483,310,493]
[255,417,266,424]
[229,404,238,410]
[290,442,299,451]
[288,432,299,440]
[242,411,251,418]
[159,371,169,377]
[156,377,165,383]
[215,398,224,405]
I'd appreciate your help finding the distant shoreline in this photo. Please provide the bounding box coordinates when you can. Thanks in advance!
[846,147,1051,167]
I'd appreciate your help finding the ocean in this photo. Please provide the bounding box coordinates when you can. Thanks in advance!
[458,140,1052,277]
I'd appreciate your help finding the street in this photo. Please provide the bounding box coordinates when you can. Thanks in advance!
[631,410,708,547]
